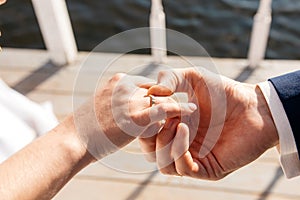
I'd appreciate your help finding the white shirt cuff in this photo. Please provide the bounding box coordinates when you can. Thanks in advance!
[258,81,300,178]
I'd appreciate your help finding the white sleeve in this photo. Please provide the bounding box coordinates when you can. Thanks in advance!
[258,81,300,178]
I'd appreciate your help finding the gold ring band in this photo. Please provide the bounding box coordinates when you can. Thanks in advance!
[144,95,156,107]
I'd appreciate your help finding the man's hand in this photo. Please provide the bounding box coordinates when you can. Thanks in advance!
[139,68,279,180]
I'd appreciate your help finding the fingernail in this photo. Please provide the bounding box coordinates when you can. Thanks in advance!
[188,103,197,111]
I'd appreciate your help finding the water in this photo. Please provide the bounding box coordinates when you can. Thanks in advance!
[0,0,300,59]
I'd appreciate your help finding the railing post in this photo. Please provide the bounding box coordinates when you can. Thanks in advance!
[247,0,272,68]
[31,0,77,65]
[150,0,167,64]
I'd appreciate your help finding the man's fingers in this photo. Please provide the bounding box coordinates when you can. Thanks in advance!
[156,119,181,176]
[171,123,199,176]
[147,70,181,96]
[171,123,190,160]
[148,85,173,96]
[139,82,156,89]
[133,76,156,89]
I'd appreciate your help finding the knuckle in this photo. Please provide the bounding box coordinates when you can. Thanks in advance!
[161,104,178,116]
[158,70,169,78]
[115,84,131,95]
[133,113,151,127]
[156,104,168,115]
[110,73,125,82]
[130,113,140,122]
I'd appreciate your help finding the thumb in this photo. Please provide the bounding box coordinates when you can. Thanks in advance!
[148,70,181,96]
[171,123,190,160]
[147,85,173,96]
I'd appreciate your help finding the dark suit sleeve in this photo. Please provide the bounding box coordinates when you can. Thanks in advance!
[269,70,300,154]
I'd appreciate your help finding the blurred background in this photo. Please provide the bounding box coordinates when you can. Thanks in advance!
[0,0,300,59]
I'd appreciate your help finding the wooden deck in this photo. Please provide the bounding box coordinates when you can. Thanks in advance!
[1,48,300,200]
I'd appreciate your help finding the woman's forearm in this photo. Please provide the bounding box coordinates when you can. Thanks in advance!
[0,115,94,200]
[0,73,187,199]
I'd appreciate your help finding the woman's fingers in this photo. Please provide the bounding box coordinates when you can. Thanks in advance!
[138,122,164,162]
[139,135,157,162]
[150,102,196,122]
[134,102,197,127]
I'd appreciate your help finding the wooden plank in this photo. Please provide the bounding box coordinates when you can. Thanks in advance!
[0,48,51,69]
[53,175,295,200]
[76,152,292,194]
[2,52,299,95]
[1,49,300,199]
[274,175,300,197]
[51,146,299,199]
[0,70,31,86]
[1,48,299,76]
[54,178,254,200]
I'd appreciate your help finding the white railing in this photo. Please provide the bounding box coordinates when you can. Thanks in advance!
[31,0,77,65]
[30,0,272,67]
[150,0,167,64]
[247,0,272,68]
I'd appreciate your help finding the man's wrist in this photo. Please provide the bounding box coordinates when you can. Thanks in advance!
[258,81,300,178]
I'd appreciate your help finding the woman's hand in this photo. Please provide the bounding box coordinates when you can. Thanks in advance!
[74,73,197,160]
